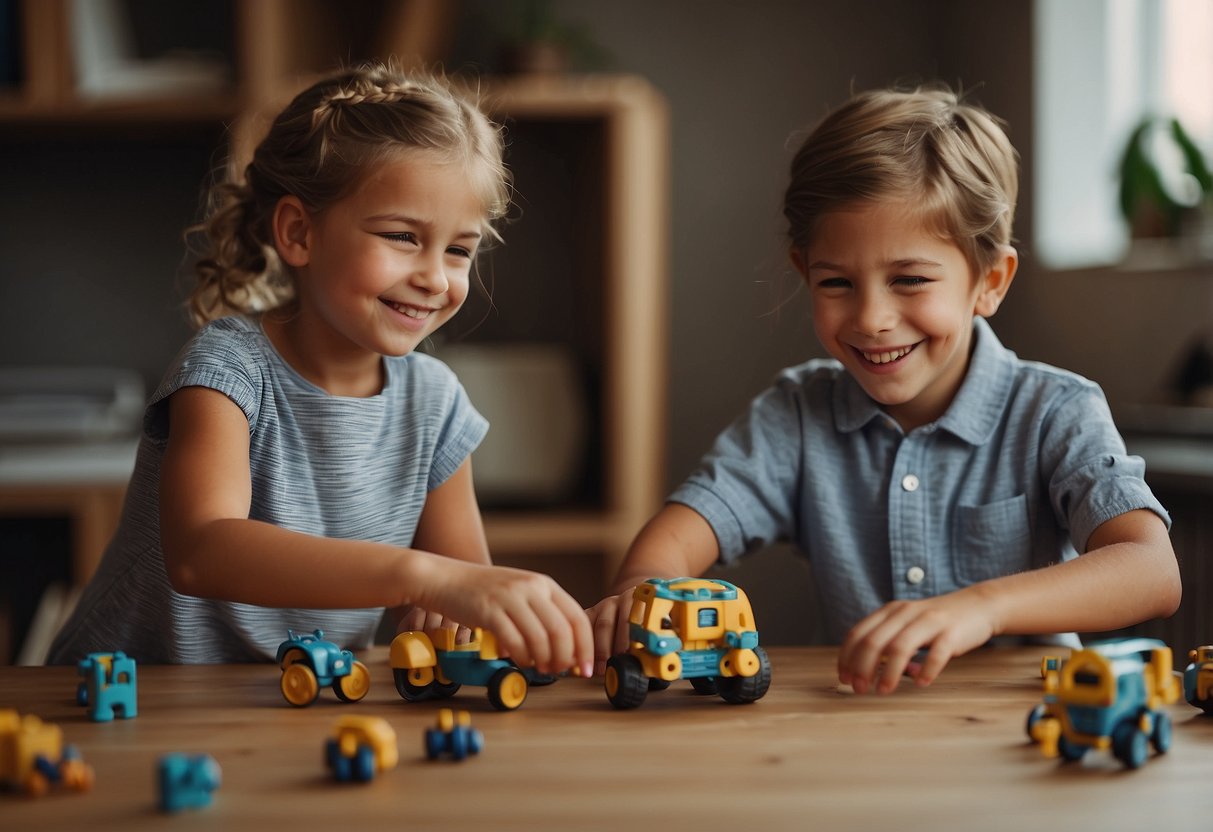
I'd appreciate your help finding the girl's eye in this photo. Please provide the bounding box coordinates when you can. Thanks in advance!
[381,232,418,244]
[895,276,931,287]
[446,246,473,259]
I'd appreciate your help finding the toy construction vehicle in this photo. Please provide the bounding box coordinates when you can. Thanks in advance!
[0,709,94,797]
[604,577,771,709]
[390,627,529,711]
[1026,638,1181,769]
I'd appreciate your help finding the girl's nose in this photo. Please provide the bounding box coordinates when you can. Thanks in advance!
[411,251,449,295]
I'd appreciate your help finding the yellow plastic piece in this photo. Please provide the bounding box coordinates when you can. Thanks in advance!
[1031,716,1061,757]
[0,709,94,795]
[478,629,500,660]
[390,631,438,670]
[331,716,398,773]
[721,648,759,678]
[494,670,527,709]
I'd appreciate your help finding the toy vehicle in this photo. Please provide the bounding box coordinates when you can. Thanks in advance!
[1026,637,1181,769]
[325,716,398,783]
[390,628,528,711]
[425,708,484,761]
[276,629,370,707]
[158,753,221,812]
[76,650,138,721]
[0,709,94,797]
[604,577,771,709]
[1183,645,1213,713]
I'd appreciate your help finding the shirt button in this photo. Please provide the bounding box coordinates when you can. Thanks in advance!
[901,474,920,492]
[906,566,926,585]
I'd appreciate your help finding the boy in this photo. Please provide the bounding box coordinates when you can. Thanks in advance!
[588,86,1179,694]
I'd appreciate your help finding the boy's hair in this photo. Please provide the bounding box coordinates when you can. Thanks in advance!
[783,85,1018,276]
[188,63,510,327]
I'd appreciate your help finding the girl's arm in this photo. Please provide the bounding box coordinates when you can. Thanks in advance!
[388,457,491,635]
[837,508,1180,694]
[160,386,592,674]
[586,503,719,673]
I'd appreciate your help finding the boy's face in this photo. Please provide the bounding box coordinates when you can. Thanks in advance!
[792,200,1015,431]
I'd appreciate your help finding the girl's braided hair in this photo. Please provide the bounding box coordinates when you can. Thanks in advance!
[187,63,509,327]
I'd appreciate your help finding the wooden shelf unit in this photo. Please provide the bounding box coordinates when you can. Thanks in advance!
[0,0,669,596]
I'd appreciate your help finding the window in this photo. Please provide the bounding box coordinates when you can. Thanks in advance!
[1034,0,1213,269]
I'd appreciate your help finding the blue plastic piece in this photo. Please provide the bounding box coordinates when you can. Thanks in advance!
[158,753,221,813]
[76,651,138,722]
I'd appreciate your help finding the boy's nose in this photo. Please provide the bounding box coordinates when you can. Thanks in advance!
[853,292,896,335]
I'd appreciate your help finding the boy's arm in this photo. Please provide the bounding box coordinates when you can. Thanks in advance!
[160,386,592,674]
[838,508,1179,694]
[587,503,719,673]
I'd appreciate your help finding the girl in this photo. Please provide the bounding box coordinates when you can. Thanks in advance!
[48,63,593,675]
[588,85,1179,693]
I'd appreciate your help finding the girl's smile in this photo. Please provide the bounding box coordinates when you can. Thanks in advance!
[268,151,486,396]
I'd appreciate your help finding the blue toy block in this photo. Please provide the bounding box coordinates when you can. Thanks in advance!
[76,651,138,722]
[158,753,221,812]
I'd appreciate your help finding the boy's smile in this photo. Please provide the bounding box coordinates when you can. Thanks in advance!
[793,200,1015,431]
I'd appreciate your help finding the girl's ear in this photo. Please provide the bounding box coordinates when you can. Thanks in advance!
[974,246,1018,318]
[789,246,808,279]
[272,196,312,268]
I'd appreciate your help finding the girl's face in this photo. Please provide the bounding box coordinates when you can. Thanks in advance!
[287,151,485,369]
[792,200,1013,431]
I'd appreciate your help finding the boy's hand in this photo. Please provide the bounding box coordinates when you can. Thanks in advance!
[586,588,638,676]
[837,587,998,694]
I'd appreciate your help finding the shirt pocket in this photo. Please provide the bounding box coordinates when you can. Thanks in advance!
[953,494,1030,585]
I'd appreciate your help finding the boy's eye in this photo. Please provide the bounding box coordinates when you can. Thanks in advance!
[815,277,851,290]
[895,275,931,287]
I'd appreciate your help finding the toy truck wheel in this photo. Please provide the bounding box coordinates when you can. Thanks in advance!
[690,677,718,695]
[281,663,321,707]
[648,678,671,691]
[1025,704,1045,739]
[487,667,528,711]
[605,654,649,709]
[394,668,436,701]
[353,746,376,782]
[1151,711,1173,754]
[717,646,772,704]
[333,661,371,702]
[1112,721,1148,769]
[1057,734,1085,762]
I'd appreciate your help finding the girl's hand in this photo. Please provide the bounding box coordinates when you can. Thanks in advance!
[586,588,638,676]
[413,560,593,678]
[395,606,472,644]
[837,587,998,694]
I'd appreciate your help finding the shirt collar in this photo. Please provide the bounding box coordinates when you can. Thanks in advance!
[832,317,1014,445]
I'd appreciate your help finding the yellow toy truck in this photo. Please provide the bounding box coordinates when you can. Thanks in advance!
[604,577,771,709]
[1026,638,1181,769]
[390,627,529,711]
[0,709,94,797]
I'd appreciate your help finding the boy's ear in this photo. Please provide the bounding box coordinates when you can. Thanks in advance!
[974,246,1018,318]
[272,196,312,268]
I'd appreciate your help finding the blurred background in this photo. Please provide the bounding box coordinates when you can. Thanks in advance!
[2,0,1211,662]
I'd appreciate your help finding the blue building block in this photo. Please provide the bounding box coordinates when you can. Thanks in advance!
[76,651,138,722]
[158,753,221,813]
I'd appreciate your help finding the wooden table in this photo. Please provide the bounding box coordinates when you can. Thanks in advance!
[2,647,1209,830]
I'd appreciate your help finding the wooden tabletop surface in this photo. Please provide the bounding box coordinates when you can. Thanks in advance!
[2,646,1209,830]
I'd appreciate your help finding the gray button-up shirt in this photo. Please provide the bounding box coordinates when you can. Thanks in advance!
[671,318,1169,643]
